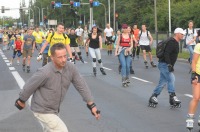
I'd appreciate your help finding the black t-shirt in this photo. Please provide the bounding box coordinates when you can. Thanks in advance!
[88,33,100,49]
[68,34,78,47]
[159,37,179,66]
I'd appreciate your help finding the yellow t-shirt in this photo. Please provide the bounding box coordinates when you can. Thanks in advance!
[46,32,70,56]
[32,31,43,44]
[194,43,200,75]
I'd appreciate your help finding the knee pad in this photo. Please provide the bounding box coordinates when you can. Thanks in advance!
[72,52,76,56]
[93,58,96,62]
[98,59,102,63]
[78,52,81,56]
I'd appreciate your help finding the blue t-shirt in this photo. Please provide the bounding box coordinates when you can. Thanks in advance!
[0,33,3,38]
[23,35,35,50]
[42,40,49,54]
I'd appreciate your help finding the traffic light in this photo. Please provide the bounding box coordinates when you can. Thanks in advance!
[51,1,55,9]
[89,0,93,7]
[1,6,5,13]
[70,0,74,8]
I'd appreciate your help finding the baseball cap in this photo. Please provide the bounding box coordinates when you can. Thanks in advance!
[174,28,185,35]
[122,24,128,29]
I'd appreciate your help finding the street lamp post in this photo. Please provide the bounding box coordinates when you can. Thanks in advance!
[154,0,158,45]
[108,0,110,25]
[113,0,115,31]
[42,8,45,25]
[168,0,171,37]
[34,6,40,26]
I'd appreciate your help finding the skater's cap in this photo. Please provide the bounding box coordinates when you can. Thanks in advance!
[174,28,185,35]
[122,24,128,29]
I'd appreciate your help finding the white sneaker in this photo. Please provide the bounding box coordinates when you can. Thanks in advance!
[17,60,20,65]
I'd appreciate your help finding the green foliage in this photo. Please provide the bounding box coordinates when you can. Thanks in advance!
[28,0,200,30]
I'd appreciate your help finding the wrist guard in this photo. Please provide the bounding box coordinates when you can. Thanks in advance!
[87,103,100,116]
[15,98,25,110]
[191,72,198,81]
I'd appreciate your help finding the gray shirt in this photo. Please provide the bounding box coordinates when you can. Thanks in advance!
[19,62,93,114]
[23,35,35,49]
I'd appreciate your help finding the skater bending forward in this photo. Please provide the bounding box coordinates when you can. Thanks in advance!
[186,42,200,131]
[115,24,133,87]
[15,43,100,132]
[148,28,185,108]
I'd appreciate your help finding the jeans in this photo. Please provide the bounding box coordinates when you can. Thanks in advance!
[187,45,195,63]
[153,62,175,95]
[118,49,131,77]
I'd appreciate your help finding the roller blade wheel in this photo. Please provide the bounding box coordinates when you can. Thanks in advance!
[22,65,25,72]
[27,66,30,73]
[151,62,157,67]
[170,103,181,109]
[148,102,157,108]
[122,83,128,87]
[93,67,97,77]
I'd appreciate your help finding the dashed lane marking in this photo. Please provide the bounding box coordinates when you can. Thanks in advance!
[184,94,193,98]
[131,76,153,83]
[103,67,112,71]
[9,67,15,71]
[4,60,9,63]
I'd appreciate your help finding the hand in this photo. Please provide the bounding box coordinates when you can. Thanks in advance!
[87,103,100,120]
[167,64,174,72]
[15,98,25,110]
[21,50,23,53]
[37,53,42,61]
[115,51,118,56]
[32,49,34,53]
[191,72,198,84]
[150,41,153,45]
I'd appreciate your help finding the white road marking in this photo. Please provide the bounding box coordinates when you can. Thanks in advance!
[6,63,11,66]
[184,94,193,98]
[103,67,112,71]
[11,71,25,89]
[4,60,9,62]
[9,67,15,71]
[131,76,153,83]
[3,57,7,60]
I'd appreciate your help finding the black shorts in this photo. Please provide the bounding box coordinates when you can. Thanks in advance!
[140,45,151,52]
[105,36,113,45]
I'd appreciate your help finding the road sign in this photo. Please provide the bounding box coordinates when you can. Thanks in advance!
[93,1,99,7]
[79,20,82,24]
[55,2,62,8]
[73,2,80,7]
[40,22,43,26]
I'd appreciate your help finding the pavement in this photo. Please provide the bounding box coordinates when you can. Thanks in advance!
[0,45,198,132]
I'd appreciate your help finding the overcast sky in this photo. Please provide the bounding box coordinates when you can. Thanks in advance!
[0,0,29,18]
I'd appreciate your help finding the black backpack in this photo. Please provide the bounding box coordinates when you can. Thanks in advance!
[156,37,172,59]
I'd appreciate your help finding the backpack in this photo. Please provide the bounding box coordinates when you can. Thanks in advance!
[49,32,67,43]
[139,30,149,39]
[156,37,172,59]
[184,28,194,48]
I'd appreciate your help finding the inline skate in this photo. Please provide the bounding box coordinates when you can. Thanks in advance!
[169,93,181,108]
[148,93,158,108]
[144,61,148,69]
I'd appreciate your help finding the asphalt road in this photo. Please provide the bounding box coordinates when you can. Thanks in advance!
[0,46,198,132]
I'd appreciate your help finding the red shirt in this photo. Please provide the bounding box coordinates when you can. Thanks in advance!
[15,40,22,50]
[133,29,140,40]
[120,34,131,47]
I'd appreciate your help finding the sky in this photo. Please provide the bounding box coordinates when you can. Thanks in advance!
[0,0,29,18]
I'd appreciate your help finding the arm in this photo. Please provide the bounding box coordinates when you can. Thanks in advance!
[164,41,173,65]
[39,40,49,54]
[15,69,47,109]
[21,40,24,53]
[149,32,153,45]
[32,41,35,53]
[191,53,199,84]
[115,35,120,56]
[99,35,102,49]
[71,65,100,120]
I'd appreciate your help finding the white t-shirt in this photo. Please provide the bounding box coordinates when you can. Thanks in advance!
[75,28,83,36]
[104,28,113,37]
[83,30,89,39]
[184,28,197,46]
[139,31,151,46]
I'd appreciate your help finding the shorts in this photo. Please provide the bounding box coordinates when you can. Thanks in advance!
[140,45,151,52]
[0,38,2,43]
[23,49,32,58]
[191,73,200,84]
[71,47,80,53]
[105,36,113,45]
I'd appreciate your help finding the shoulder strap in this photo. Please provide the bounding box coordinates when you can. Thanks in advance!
[50,32,55,43]
[193,28,194,34]
[63,33,67,39]
[139,31,142,39]
[147,30,149,37]
[186,28,188,36]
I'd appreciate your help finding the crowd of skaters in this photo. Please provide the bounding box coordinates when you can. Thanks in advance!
[1,21,200,131]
